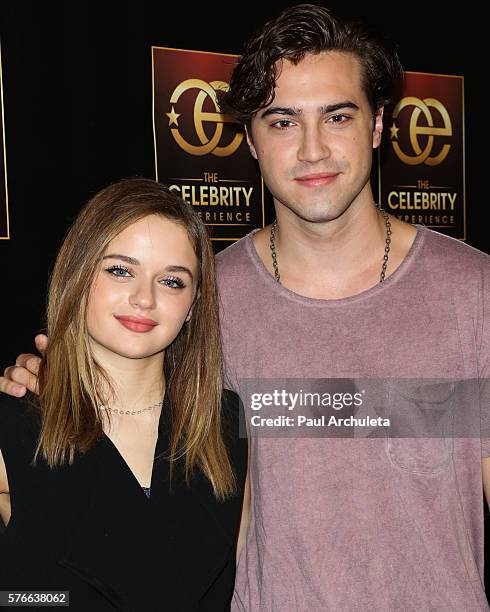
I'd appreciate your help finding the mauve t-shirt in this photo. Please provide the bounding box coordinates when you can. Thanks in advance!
[216,225,490,611]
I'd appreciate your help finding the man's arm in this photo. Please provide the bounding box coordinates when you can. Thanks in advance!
[236,436,251,563]
[236,469,250,562]
[0,334,47,397]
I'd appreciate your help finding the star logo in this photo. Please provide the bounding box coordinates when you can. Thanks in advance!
[166,106,180,127]
[390,122,399,140]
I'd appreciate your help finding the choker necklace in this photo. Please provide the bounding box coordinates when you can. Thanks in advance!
[99,400,164,416]
[269,209,392,284]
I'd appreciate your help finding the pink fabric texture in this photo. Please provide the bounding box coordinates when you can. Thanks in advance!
[216,226,490,611]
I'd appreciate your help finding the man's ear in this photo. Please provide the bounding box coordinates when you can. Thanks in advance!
[372,107,384,149]
[245,124,258,159]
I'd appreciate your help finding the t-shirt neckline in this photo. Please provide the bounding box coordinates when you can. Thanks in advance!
[245,224,426,307]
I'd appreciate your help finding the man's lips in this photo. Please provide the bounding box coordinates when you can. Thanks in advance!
[114,315,158,333]
[294,172,339,187]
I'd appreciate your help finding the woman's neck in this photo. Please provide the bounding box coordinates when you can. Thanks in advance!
[90,343,165,413]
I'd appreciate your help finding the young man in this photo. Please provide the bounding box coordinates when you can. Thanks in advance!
[2,5,490,610]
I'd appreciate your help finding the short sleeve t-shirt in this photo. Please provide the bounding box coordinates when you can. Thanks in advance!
[216,226,490,611]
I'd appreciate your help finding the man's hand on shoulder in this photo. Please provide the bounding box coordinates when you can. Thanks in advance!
[0,334,47,397]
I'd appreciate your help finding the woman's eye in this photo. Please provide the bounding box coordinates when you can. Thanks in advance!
[106,265,131,277]
[161,277,185,289]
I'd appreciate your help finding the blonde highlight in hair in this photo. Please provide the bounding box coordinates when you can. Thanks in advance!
[35,178,235,499]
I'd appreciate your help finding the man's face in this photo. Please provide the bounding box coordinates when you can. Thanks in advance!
[248,51,383,223]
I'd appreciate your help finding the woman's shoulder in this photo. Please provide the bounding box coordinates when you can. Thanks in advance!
[0,393,41,448]
[0,392,40,421]
[220,389,247,473]
[220,388,244,432]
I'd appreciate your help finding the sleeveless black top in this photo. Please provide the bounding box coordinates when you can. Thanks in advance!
[0,390,247,611]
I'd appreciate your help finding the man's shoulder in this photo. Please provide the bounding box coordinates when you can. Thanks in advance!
[215,232,257,287]
[215,233,251,265]
[419,227,489,274]
[421,226,489,262]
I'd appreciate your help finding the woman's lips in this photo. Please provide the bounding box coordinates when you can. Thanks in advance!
[114,315,158,333]
[295,173,339,187]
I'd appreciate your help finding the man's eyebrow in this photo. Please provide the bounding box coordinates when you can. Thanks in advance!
[319,101,360,114]
[259,106,302,119]
[102,255,194,281]
[259,101,360,119]
[103,254,139,265]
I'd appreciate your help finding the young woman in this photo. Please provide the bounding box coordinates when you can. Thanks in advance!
[0,178,247,611]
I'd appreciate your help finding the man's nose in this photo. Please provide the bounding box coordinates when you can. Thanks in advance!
[297,124,331,163]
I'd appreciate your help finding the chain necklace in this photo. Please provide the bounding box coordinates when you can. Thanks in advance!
[99,400,164,416]
[269,209,392,284]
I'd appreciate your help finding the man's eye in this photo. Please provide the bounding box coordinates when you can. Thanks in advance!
[271,120,295,129]
[329,114,349,124]
[106,265,131,277]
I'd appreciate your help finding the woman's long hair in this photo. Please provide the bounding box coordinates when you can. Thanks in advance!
[35,178,235,499]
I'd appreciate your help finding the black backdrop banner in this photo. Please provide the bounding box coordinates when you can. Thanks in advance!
[0,41,9,240]
[380,72,465,239]
[0,0,484,411]
[0,0,487,588]
[152,46,264,245]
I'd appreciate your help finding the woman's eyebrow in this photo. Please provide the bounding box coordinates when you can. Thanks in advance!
[165,265,194,281]
[103,254,140,265]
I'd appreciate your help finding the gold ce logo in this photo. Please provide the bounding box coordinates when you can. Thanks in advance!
[165,79,243,157]
[390,97,452,166]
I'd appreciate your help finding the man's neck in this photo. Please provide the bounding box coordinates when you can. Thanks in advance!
[252,200,417,300]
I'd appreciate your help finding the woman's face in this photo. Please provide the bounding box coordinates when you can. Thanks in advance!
[86,214,199,362]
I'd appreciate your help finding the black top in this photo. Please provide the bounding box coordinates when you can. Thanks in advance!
[0,390,247,611]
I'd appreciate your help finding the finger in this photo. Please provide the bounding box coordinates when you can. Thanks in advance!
[15,354,41,374]
[34,334,48,355]
[3,365,39,395]
[0,376,27,397]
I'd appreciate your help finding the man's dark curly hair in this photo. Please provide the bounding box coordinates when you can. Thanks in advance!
[218,4,402,123]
